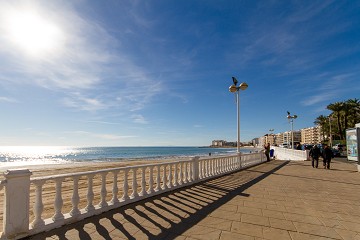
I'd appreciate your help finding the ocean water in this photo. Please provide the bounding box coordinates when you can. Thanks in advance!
[0,146,255,167]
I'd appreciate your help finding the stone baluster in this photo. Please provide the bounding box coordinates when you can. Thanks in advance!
[183,163,188,184]
[140,167,146,196]
[85,174,95,212]
[178,162,183,185]
[173,163,178,187]
[111,170,120,205]
[168,164,173,188]
[70,176,80,217]
[121,169,129,201]
[99,172,108,208]
[155,165,161,191]
[162,165,167,190]
[130,168,138,199]
[31,180,46,228]
[147,166,154,194]
[52,178,64,221]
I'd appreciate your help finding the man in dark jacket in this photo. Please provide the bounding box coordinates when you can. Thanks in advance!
[309,145,321,168]
[322,144,333,169]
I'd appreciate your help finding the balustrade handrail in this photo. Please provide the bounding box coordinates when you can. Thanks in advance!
[0,153,265,240]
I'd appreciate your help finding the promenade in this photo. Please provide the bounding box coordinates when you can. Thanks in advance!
[25,158,360,240]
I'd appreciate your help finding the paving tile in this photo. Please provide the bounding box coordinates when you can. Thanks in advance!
[335,228,360,240]
[244,201,268,209]
[317,217,347,229]
[339,220,360,233]
[197,216,233,231]
[241,214,270,227]
[220,230,255,240]
[237,205,263,216]
[262,227,291,240]
[268,218,296,231]
[231,221,263,238]
[181,225,222,240]
[266,204,286,212]
[293,221,342,239]
[262,209,285,220]
[283,212,323,225]
[289,231,337,240]
[210,209,242,221]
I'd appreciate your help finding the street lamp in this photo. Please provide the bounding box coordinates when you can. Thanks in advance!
[328,115,334,147]
[229,77,248,154]
[269,129,274,145]
[286,111,297,149]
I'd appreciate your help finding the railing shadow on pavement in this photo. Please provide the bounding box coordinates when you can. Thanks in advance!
[23,161,290,240]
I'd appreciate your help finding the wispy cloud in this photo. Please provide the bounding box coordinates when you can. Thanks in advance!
[65,131,136,140]
[132,114,148,124]
[0,96,17,103]
[0,1,165,114]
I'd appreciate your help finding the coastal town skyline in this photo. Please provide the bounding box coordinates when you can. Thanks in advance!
[0,1,359,146]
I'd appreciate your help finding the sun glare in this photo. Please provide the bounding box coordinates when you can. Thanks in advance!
[3,9,64,57]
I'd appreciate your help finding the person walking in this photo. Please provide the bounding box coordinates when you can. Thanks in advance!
[322,144,333,169]
[309,145,321,168]
[264,143,270,162]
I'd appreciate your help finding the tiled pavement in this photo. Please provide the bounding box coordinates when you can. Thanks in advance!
[26,158,360,240]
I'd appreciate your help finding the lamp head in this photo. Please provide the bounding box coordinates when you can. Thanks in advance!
[229,85,237,93]
[239,82,248,90]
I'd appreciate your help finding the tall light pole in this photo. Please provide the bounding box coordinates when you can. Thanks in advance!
[328,115,333,147]
[269,129,274,146]
[287,111,298,149]
[229,77,248,154]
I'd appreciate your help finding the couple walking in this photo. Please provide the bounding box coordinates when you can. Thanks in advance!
[310,144,333,169]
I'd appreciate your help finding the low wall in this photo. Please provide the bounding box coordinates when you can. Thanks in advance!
[272,146,309,161]
[0,152,265,239]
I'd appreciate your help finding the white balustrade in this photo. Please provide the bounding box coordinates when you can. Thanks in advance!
[0,153,265,239]
[111,170,120,204]
[85,174,95,212]
[52,178,64,221]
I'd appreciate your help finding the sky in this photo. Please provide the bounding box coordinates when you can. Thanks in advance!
[0,0,359,147]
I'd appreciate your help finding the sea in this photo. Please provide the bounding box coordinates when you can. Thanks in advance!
[0,146,256,168]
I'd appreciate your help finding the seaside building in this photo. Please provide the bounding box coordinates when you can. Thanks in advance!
[283,130,301,147]
[275,133,283,146]
[212,140,226,147]
[301,126,322,144]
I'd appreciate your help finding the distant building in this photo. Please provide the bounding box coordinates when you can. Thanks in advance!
[301,126,322,144]
[212,140,226,147]
[211,140,237,147]
[283,130,301,147]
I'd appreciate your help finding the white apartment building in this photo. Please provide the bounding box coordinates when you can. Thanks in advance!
[283,130,301,147]
[301,126,322,144]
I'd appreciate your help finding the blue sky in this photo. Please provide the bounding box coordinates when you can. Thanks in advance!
[0,0,359,146]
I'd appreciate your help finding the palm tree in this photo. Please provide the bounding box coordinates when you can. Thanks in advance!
[314,115,328,141]
[347,98,360,127]
[327,102,344,140]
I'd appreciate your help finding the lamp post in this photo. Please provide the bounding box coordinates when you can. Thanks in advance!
[229,77,248,154]
[286,111,297,149]
[328,115,333,148]
[269,129,274,146]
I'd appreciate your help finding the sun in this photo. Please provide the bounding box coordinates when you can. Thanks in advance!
[2,8,64,57]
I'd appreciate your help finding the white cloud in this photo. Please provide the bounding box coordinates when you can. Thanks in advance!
[132,114,148,124]
[0,97,17,103]
[0,1,165,114]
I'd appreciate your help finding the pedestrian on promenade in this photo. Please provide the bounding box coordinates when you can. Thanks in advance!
[309,145,321,168]
[322,144,333,169]
[264,143,270,162]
